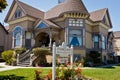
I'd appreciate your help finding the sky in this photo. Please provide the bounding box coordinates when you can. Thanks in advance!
[0,0,120,31]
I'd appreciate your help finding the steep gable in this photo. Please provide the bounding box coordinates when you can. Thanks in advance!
[90,8,112,28]
[4,0,44,22]
[4,0,23,22]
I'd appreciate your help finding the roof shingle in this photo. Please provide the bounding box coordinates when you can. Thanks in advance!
[90,8,107,22]
[18,1,44,19]
[45,0,89,19]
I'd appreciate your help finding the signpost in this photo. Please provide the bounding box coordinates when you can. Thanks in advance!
[52,42,73,80]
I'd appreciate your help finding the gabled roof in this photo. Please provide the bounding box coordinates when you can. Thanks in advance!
[17,0,44,19]
[90,8,107,22]
[90,8,112,27]
[34,19,60,29]
[0,23,8,34]
[5,0,44,22]
[114,31,120,38]
[45,0,89,19]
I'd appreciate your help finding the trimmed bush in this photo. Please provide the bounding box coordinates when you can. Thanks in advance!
[2,50,14,65]
[14,48,26,54]
[32,48,51,56]
[32,48,52,67]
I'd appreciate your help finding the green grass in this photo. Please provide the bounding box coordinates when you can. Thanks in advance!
[0,66,120,80]
[82,66,120,80]
[0,68,51,80]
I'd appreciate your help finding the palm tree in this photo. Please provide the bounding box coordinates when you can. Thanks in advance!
[0,0,8,12]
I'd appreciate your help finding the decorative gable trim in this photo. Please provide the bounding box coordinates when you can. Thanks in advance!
[4,0,26,22]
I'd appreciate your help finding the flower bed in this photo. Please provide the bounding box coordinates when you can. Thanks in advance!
[35,67,92,80]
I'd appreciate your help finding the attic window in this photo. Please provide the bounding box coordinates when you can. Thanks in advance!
[68,19,83,27]
[15,9,21,18]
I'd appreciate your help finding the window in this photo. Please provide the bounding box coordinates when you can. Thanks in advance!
[13,27,23,47]
[69,30,83,47]
[93,35,99,48]
[102,35,106,49]
[15,9,21,18]
[36,22,48,28]
[68,19,83,27]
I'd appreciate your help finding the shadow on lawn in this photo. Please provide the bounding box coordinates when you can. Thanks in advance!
[0,74,25,80]
[102,66,115,69]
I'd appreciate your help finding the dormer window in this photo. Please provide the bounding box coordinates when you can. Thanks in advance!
[15,9,21,18]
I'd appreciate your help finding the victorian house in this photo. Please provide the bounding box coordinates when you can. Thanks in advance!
[5,0,113,63]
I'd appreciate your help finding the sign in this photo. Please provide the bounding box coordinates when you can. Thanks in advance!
[52,42,73,80]
[56,43,72,63]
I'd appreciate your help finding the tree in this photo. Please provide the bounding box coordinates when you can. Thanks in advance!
[0,0,8,12]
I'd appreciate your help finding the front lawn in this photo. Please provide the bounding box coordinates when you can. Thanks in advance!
[0,66,120,80]
[82,66,120,80]
[0,68,50,80]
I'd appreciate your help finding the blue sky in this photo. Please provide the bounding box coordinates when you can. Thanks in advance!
[0,0,120,31]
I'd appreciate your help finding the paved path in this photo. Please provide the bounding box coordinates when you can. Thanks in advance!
[0,62,40,72]
[0,62,120,72]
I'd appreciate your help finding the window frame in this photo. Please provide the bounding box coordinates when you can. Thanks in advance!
[93,34,99,49]
[13,27,23,48]
[68,29,83,47]
[14,9,22,18]
[68,18,84,27]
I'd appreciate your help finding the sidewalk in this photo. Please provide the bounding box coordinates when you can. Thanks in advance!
[0,62,51,72]
[0,63,19,72]
[0,62,37,72]
[0,62,120,72]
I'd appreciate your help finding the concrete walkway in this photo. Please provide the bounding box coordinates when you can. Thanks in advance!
[0,62,120,72]
[0,62,39,72]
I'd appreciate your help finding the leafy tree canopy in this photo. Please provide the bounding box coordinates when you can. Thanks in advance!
[0,0,8,12]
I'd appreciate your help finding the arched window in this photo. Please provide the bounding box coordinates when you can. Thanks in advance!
[13,27,23,47]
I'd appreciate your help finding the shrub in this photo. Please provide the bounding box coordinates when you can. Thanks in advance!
[2,50,14,65]
[32,48,52,67]
[32,48,51,56]
[34,67,91,80]
[14,48,26,54]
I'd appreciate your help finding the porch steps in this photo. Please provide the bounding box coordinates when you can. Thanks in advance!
[17,49,32,67]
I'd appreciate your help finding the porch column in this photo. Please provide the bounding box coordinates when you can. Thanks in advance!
[49,31,52,48]
[12,36,14,49]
